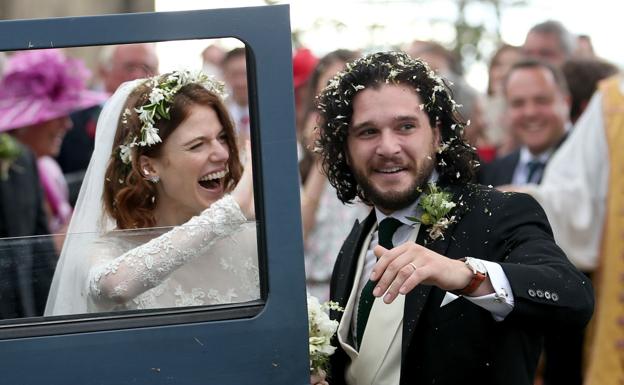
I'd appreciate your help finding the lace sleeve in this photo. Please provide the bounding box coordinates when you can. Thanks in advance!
[87,194,246,307]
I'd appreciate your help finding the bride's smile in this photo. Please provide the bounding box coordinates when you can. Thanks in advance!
[144,104,232,226]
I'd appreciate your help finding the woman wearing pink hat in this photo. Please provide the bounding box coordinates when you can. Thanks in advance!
[0,49,107,238]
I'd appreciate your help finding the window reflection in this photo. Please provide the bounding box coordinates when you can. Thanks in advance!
[0,39,259,322]
[46,223,259,315]
[0,235,56,319]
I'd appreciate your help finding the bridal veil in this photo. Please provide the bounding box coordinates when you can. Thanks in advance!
[44,80,142,315]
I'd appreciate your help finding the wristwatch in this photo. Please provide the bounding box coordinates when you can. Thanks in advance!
[455,257,488,296]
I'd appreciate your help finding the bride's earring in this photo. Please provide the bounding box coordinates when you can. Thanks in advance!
[144,169,159,183]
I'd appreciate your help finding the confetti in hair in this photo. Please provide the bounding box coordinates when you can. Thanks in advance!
[315,51,478,204]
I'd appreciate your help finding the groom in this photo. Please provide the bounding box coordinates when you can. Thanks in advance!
[314,52,594,385]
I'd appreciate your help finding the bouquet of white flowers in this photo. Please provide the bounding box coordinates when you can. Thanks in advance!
[307,295,343,375]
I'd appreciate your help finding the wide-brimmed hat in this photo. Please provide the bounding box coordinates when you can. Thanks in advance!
[0,49,108,132]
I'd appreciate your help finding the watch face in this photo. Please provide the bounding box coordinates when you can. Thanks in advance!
[466,257,487,274]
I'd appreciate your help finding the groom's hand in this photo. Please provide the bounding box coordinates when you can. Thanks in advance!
[310,369,329,385]
[369,243,474,304]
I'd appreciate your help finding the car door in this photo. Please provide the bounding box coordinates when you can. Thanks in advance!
[0,6,310,385]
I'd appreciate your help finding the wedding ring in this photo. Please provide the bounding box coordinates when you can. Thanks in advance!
[408,262,417,271]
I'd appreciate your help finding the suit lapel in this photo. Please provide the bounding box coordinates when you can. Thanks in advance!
[402,183,467,357]
[334,185,472,365]
[330,210,376,321]
[338,222,376,364]
[507,151,521,185]
[401,229,434,358]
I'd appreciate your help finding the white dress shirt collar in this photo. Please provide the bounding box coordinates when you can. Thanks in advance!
[518,146,552,166]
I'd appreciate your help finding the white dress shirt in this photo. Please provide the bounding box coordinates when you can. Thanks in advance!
[511,147,553,185]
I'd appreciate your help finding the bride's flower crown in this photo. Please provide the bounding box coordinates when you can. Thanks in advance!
[118,70,227,164]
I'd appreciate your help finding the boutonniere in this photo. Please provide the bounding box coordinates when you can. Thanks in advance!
[406,183,457,240]
[0,133,21,181]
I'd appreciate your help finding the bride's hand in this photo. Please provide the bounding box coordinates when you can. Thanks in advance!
[231,140,255,220]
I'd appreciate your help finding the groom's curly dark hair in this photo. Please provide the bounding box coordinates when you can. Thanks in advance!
[315,51,478,204]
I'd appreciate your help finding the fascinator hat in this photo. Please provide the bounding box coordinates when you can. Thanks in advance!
[0,49,107,132]
[292,47,318,89]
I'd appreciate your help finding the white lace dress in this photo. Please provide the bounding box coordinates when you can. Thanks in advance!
[85,195,260,312]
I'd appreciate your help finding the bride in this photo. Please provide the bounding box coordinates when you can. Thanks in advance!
[45,70,259,315]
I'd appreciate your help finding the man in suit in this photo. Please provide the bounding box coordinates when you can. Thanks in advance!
[479,59,570,187]
[314,52,593,385]
[57,43,159,205]
[506,73,624,385]
[222,47,250,140]
[480,59,593,385]
[522,20,575,69]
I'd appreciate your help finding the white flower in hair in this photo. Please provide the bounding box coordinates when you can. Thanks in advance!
[119,144,133,165]
[142,126,162,146]
[178,70,193,85]
[118,70,226,164]
[135,106,155,125]
[149,87,166,104]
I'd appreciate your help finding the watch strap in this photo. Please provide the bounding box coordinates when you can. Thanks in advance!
[455,257,487,296]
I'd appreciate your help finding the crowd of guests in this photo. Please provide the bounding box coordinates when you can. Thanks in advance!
[293,20,620,385]
[0,17,620,384]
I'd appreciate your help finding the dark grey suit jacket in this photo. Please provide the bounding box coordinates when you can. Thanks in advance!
[478,134,569,187]
[329,183,594,385]
[0,144,57,318]
[478,150,521,187]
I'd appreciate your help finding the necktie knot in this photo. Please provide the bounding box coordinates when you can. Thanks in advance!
[526,159,545,183]
[377,217,403,249]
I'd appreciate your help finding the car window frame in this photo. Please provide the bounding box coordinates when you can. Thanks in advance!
[0,5,306,342]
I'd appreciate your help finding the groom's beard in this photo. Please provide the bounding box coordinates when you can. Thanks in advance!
[351,154,435,213]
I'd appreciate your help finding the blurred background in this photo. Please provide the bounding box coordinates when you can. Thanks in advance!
[0,5,619,385]
[1,0,621,93]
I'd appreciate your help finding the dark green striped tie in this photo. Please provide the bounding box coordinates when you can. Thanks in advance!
[526,159,545,184]
[356,217,403,349]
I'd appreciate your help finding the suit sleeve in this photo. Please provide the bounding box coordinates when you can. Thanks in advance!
[490,192,594,329]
